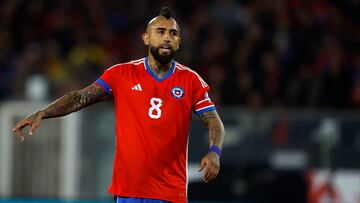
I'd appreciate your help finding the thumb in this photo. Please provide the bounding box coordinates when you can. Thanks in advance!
[198,158,207,172]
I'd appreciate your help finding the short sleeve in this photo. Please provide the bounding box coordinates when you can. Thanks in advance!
[94,68,114,97]
[192,74,216,115]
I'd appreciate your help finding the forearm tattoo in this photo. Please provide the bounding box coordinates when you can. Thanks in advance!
[42,84,109,119]
[199,110,225,148]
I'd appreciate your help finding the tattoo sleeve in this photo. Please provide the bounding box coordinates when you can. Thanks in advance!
[199,110,225,149]
[40,83,110,119]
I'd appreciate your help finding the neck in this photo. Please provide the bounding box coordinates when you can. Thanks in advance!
[147,54,172,75]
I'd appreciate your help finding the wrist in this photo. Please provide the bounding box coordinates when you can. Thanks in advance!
[208,145,221,157]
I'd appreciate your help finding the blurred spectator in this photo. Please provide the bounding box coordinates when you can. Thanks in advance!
[351,53,360,108]
[287,64,314,107]
[0,0,359,110]
[310,37,352,109]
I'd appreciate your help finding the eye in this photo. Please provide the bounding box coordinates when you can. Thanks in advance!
[157,30,164,34]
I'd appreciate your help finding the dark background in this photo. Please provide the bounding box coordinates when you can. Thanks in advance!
[0,0,359,203]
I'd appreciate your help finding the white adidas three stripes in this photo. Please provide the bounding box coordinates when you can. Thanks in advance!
[131,83,143,91]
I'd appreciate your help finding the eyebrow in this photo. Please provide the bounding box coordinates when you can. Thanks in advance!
[155,27,178,33]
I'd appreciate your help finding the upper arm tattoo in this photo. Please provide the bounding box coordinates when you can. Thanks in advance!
[42,83,111,119]
[75,83,110,109]
[199,110,220,127]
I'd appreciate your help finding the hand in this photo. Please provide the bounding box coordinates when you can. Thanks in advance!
[12,111,45,142]
[198,151,220,183]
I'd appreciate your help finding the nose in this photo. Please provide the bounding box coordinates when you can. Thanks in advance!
[163,32,171,42]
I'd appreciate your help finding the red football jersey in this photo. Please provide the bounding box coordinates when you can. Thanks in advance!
[95,57,215,203]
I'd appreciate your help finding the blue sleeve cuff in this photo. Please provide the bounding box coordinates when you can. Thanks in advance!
[195,106,216,115]
[95,79,112,97]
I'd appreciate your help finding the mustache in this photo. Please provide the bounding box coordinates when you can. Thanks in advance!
[159,43,173,49]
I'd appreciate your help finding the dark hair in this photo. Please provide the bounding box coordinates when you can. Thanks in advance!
[159,7,173,19]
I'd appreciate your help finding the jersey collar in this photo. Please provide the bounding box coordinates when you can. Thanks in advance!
[144,57,176,82]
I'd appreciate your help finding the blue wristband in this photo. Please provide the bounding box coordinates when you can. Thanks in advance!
[208,145,221,157]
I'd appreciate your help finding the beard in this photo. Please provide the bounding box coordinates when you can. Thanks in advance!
[150,45,177,65]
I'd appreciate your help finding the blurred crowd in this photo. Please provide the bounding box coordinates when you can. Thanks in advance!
[0,0,359,110]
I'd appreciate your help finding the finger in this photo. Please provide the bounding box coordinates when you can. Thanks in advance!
[12,120,26,132]
[12,124,20,132]
[204,164,219,182]
[29,122,40,136]
[15,129,25,142]
[208,168,219,182]
[203,165,214,182]
[209,166,220,180]
[198,158,207,172]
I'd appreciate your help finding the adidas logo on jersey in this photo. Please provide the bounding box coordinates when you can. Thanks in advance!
[131,84,142,91]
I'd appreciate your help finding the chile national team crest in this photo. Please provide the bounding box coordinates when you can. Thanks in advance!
[171,86,185,99]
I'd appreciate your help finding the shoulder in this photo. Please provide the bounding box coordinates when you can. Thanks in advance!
[105,58,145,72]
[175,62,208,88]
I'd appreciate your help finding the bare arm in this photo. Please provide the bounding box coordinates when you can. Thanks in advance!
[198,110,225,183]
[41,83,109,118]
[199,110,225,148]
[12,83,110,141]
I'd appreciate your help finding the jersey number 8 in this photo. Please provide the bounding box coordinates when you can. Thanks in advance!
[148,97,162,119]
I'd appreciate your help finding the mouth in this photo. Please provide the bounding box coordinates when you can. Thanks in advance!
[159,44,172,53]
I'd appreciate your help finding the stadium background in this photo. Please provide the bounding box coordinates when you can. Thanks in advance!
[0,0,359,202]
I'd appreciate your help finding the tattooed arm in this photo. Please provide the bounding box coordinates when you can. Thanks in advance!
[197,110,225,183]
[12,83,109,141]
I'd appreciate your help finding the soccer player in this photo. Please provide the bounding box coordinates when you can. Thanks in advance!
[12,7,225,203]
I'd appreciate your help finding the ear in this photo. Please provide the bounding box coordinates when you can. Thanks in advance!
[177,36,181,49]
[142,33,149,46]
[174,36,181,51]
